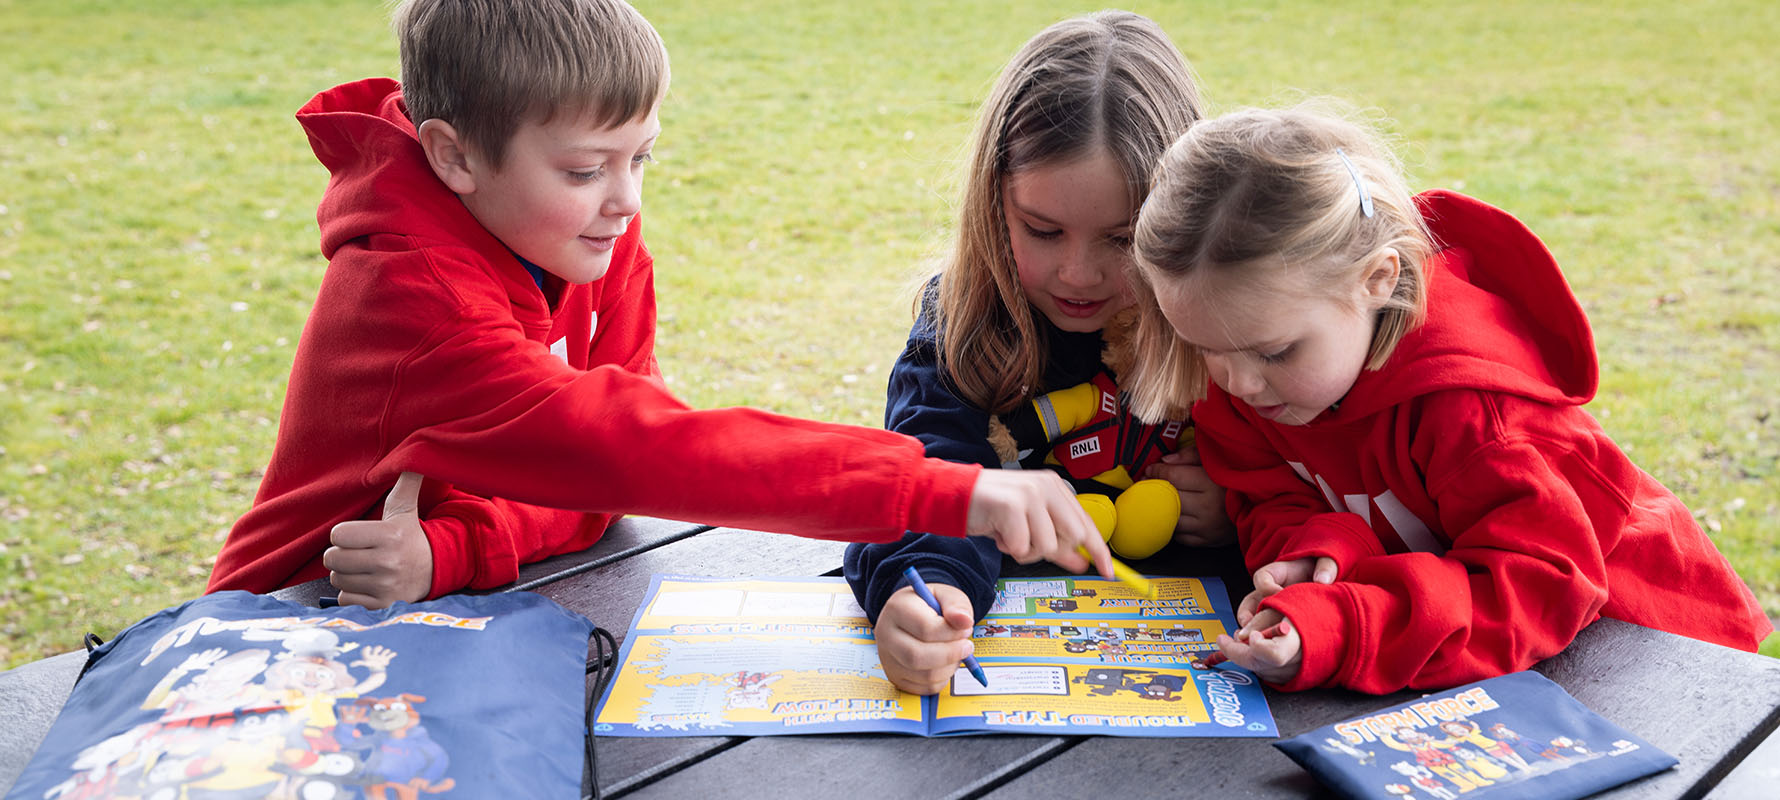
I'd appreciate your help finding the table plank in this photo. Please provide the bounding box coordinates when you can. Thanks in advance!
[0,651,86,795]
[510,516,711,591]
[981,619,1780,800]
[622,734,1077,800]
[1706,723,1780,799]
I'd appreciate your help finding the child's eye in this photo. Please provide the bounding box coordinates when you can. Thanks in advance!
[1107,233,1133,249]
[1024,223,1062,240]
[569,167,605,182]
[1259,345,1295,365]
[632,152,656,167]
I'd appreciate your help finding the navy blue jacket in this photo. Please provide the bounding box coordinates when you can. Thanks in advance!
[843,288,1108,623]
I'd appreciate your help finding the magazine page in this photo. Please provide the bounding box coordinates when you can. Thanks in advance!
[928,576,1277,737]
[592,575,928,737]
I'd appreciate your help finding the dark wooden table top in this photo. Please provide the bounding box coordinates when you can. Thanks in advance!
[4,516,1777,799]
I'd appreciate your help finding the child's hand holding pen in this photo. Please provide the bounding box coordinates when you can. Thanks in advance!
[875,573,981,696]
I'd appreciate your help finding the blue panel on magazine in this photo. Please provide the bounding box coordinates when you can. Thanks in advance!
[5,590,594,800]
[1274,671,1676,800]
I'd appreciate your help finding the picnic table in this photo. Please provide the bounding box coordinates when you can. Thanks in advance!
[4,516,1778,798]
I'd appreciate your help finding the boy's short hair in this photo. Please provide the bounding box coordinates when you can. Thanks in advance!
[393,0,670,167]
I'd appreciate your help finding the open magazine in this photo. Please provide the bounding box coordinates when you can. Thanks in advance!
[593,573,1275,737]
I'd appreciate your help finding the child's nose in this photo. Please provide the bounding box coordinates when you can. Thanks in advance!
[605,170,643,217]
[1213,355,1264,397]
[1057,246,1103,287]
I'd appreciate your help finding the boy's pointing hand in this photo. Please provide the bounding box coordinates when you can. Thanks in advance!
[324,471,433,609]
[966,469,1112,579]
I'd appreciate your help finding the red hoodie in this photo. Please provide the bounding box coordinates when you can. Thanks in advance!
[1195,190,1771,693]
[208,78,980,596]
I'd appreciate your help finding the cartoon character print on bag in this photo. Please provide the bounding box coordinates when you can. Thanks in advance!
[335,694,456,800]
[34,618,462,800]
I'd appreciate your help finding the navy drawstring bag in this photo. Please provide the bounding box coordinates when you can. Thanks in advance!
[1273,670,1677,800]
[5,590,599,800]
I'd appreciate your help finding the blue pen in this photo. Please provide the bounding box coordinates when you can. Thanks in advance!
[901,566,988,687]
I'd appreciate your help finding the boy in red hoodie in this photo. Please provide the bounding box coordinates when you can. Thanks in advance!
[1121,105,1771,693]
[208,0,1111,608]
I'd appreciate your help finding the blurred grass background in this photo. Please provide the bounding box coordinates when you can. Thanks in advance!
[2,0,1775,668]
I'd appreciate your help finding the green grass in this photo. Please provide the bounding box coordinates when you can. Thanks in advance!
[2,0,1775,668]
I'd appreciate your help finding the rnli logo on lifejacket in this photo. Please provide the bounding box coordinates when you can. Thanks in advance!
[1069,439,1102,460]
[1099,391,1118,415]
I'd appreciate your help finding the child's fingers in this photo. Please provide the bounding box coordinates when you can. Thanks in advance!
[942,605,976,635]
[325,516,433,607]
[997,517,1035,562]
[1233,607,1284,642]
[1212,632,1251,668]
[1251,564,1286,596]
[1248,622,1299,665]
[332,589,392,610]
[1146,461,1213,492]
[1072,536,1114,581]
[1235,589,1266,626]
[328,519,391,550]
[1160,447,1202,467]
[322,538,379,575]
[1019,500,1057,565]
[1313,556,1338,583]
[326,558,395,609]
[876,612,973,695]
[887,588,968,642]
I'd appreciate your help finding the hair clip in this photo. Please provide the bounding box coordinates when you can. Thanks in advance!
[1335,148,1375,218]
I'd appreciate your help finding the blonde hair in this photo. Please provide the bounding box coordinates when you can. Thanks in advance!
[392,0,670,168]
[934,11,1203,414]
[1125,104,1433,422]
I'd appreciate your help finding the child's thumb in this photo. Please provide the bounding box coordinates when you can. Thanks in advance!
[382,471,425,521]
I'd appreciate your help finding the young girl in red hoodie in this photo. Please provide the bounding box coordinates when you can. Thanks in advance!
[1123,104,1771,693]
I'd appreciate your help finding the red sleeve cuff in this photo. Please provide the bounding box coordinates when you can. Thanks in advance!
[900,460,982,538]
[424,495,527,597]
[1261,583,1349,692]
[423,515,477,600]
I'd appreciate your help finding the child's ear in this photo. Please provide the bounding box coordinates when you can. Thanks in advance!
[416,119,478,195]
[1361,248,1401,307]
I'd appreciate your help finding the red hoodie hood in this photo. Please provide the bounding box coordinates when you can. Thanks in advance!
[296,79,527,286]
[1332,190,1597,420]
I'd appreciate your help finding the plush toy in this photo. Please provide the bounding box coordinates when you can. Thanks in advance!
[987,312,1191,559]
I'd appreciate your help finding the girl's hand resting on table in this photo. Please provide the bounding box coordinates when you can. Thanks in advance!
[875,581,977,695]
[1144,445,1235,547]
[967,469,1114,579]
[324,471,433,609]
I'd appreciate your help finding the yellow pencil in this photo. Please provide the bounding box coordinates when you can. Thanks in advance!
[1077,546,1157,600]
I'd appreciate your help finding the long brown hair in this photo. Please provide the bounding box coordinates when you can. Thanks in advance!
[934,11,1203,413]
